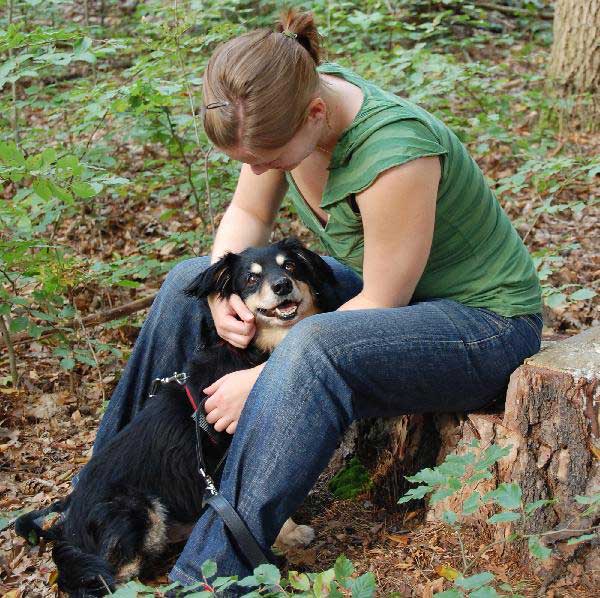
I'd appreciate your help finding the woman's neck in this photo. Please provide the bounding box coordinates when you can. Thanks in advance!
[316,73,364,154]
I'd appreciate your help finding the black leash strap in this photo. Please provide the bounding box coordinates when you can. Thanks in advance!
[150,372,271,570]
[193,404,271,570]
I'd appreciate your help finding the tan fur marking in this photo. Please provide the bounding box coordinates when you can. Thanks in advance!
[144,499,168,555]
[250,262,262,274]
[276,254,285,266]
[117,556,141,581]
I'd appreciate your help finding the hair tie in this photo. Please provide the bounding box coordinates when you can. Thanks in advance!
[282,29,297,39]
[204,101,229,110]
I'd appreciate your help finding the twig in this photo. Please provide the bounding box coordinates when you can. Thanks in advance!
[204,146,214,238]
[6,294,156,347]
[75,312,106,403]
[163,108,205,223]
[0,314,19,386]
[8,0,20,146]
[172,0,214,235]
[475,2,554,21]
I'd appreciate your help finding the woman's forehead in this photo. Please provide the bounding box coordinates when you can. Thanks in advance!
[220,145,281,164]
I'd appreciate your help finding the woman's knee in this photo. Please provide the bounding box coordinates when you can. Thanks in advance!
[161,256,211,296]
[274,313,342,366]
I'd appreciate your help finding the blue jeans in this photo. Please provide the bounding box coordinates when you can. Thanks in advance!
[93,256,542,586]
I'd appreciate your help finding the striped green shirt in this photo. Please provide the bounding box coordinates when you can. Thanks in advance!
[285,63,542,317]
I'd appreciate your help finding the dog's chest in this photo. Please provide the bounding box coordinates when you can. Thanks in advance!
[254,326,290,353]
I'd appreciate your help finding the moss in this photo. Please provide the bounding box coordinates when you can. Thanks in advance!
[328,457,373,500]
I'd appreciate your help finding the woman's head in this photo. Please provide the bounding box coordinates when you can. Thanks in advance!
[202,9,327,170]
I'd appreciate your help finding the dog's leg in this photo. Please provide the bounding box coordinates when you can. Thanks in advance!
[274,517,315,549]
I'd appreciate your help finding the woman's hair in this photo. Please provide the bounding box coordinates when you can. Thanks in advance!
[202,9,322,152]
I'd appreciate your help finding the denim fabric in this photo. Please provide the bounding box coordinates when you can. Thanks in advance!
[92,256,542,589]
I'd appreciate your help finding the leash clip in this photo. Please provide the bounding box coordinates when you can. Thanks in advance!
[148,371,189,397]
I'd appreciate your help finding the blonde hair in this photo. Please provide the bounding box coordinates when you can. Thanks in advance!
[202,9,322,152]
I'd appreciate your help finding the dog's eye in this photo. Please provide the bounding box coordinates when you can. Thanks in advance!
[282,261,295,274]
[247,273,260,285]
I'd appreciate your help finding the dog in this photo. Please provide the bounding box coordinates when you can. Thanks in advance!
[15,238,339,597]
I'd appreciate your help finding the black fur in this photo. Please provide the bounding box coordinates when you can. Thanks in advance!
[15,239,338,597]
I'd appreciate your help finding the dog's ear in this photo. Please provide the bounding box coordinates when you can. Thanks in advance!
[184,253,239,300]
[277,238,337,288]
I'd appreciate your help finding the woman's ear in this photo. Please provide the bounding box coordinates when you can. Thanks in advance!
[306,97,327,125]
[183,253,239,300]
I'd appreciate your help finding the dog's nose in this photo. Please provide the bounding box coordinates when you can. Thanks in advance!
[271,277,292,296]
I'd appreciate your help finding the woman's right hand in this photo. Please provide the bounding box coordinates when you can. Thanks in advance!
[208,293,256,348]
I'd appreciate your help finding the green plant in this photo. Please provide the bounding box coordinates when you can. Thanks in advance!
[398,440,600,597]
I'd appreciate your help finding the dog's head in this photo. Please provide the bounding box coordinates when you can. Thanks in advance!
[185,238,338,350]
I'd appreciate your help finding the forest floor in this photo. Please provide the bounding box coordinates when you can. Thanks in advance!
[1,4,599,598]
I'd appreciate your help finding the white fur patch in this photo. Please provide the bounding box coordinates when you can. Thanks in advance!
[250,262,262,274]
[276,254,285,266]
[274,518,315,548]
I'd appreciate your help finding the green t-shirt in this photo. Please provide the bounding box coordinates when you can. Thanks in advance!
[285,63,542,317]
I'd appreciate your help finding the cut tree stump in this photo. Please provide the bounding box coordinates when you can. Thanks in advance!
[350,326,599,586]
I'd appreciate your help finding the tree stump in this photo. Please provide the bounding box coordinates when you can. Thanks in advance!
[349,328,599,586]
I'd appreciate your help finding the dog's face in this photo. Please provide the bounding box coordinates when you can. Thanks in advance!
[185,238,338,350]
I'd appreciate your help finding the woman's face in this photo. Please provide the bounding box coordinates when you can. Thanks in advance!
[220,98,327,175]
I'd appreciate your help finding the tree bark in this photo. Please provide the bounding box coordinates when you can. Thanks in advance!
[346,328,599,588]
[549,0,600,95]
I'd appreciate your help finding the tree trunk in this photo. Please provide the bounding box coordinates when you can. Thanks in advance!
[549,0,600,96]
[345,328,599,586]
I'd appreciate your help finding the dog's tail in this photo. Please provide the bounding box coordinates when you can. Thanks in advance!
[52,541,116,597]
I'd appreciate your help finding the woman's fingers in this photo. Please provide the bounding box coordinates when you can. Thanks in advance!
[229,294,255,323]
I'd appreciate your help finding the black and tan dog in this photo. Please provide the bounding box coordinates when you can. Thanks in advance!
[15,238,339,597]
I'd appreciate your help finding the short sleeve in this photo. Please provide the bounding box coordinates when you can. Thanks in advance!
[324,118,448,207]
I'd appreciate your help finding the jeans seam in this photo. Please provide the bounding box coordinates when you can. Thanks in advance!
[518,315,542,343]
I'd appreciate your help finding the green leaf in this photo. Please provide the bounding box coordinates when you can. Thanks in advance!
[470,586,499,598]
[41,147,57,164]
[9,316,29,333]
[566,533,597,545]
[462,491,481,515]
[570,288,595,301]
[524,499,554,515]
[528,535,552,560]
[252,563,280,585]
[398,485,431,504]
[455,572,494,590]
[60,357,75,370]
[33,178,53,200]
[487,511,521,524]
[0,141,26,166]
[201,559,217,579]
[545,292,567,310]
[433,591,462,598]
[288,571,311,591]
[334,554,354,582]
[351,572,376,598]
[442,510,458,525]
[484,483,522,510]
[72,181,98,199]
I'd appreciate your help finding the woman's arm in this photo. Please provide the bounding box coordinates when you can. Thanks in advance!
[211,164,288,261]
[338,156,440,311]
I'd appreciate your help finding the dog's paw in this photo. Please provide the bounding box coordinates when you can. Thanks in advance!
[279,523,315,547]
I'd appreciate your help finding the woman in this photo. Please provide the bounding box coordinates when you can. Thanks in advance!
[94,9,542,589]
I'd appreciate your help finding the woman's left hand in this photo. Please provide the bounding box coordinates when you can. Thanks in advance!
[203,364,265,434]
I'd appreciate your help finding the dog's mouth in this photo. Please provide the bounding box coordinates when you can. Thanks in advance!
[257,300,300,321]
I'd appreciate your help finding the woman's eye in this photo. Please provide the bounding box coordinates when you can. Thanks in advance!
[283,261,295,273]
